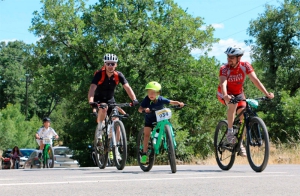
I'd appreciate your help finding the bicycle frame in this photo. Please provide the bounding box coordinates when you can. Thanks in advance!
[231,100,260,151]
[105,107,122,149]
[43,144,51,160]
[151,119,176,155]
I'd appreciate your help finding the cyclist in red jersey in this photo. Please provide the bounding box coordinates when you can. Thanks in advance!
[217,45,274,157]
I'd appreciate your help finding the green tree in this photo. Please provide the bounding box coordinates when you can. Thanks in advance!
[0,41,29,110]
[29,0,219,164]
[247,0,300,141]
[0,104,41,150]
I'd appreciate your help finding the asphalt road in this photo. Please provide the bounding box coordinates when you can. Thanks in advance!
[0,164,299,196]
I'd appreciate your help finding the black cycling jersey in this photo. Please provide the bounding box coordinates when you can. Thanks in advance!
[91,70,128,102]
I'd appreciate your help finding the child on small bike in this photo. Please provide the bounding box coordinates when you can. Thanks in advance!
[138,81,184,164]
[35,117,59,158]
[10,146,23,169]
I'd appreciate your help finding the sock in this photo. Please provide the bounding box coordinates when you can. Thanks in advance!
[228,127,233,133]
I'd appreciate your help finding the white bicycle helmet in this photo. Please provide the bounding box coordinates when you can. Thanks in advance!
[224,45,244,56]
[103,53,118,62]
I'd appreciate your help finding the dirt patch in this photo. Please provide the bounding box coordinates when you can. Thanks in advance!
[188,143,300,165]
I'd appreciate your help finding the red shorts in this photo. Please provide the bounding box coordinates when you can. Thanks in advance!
[217,92,246,110]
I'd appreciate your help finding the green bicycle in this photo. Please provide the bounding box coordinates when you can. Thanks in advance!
[137,105,186,173]
[39,137,55,168]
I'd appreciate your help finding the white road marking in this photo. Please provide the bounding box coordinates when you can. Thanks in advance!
[0,174,294,186]
[66,175,125,178]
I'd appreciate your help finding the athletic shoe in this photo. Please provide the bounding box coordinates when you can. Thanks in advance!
[226,129,236,144]
[109,151,113,159]
[238,144,247,157]
[141,155,147,164]
[116,150,122,160]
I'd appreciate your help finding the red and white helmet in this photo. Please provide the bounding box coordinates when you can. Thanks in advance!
[103,53,118,63]
[224,46,244,56]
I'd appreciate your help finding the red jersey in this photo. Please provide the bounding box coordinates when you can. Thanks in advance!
[218,61,254,95]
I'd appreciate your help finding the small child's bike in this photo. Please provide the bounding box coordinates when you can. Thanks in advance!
[39,137,55,168]
[137,105,186,173]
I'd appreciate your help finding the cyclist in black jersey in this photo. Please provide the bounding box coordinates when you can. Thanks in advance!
[88,54,138,138]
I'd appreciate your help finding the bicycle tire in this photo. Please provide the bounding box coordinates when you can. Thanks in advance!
[165,125,176,173]
[137,128,155,172]
[112,120,127,170]
[214,120,235,170]
[94,123,108,169]
[43,145,54,168]
[246,117,270,172]
[48,146,54,168]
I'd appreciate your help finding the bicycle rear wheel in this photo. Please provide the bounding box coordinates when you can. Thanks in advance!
[214,120,235,170]
[94,123,108,169]
[112,120,127,170]
[137,128,155,172]
[165,125,176,173]
[246,117,269,172]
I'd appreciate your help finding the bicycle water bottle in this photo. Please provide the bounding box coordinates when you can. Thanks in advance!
[153,131,159,144]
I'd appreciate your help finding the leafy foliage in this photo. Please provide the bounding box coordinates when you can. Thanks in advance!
[0,104,41,150]
[247,0,300,142]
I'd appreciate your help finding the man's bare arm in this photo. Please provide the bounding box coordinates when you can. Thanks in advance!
[88,84,97,103]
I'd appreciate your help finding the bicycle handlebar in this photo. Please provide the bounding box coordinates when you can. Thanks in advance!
[142,104,187,113]
[253,97,271,101]
[89,102,133,109]
[39,136,57,140]
[229,96,270,104]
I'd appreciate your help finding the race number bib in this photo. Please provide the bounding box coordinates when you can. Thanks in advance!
[155,108,172,122]
[43,138,51,145]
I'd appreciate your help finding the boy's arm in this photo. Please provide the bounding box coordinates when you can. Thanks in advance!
[138,106,144,113]
[169,100,184,107]
[52,129,59,139]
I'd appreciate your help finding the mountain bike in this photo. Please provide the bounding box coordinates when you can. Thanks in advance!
[137,105,186,173]
[91,102,132,170]
[89,144,114,167]
[39,137,55,168]
[214,97,270,172]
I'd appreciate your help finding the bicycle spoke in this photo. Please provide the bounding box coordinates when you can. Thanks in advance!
[248,123,265,165]
[246,117,269,172]
[214,120,235,170]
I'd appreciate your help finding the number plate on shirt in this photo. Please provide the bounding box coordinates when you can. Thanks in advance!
[43,138,51,144]
[155,108,172,122]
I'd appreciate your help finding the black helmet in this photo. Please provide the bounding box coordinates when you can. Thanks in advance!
[43,117,51,122]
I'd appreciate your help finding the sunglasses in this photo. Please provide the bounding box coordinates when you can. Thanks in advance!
[227,55,237,60]
[105,63,116,66]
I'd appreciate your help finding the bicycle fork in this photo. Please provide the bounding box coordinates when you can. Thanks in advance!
[111,121,117,148]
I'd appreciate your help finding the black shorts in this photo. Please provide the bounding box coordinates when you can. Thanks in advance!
[94,96,115,116]
[144,114,156,128]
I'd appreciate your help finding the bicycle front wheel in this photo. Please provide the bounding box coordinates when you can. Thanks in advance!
[214,120,235,170]
[165,125,176,173]
[137,128,155,172]
[112,120,127,170]
[246,117,270,172]
[94,123,108,169]
[44,145,54,168]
